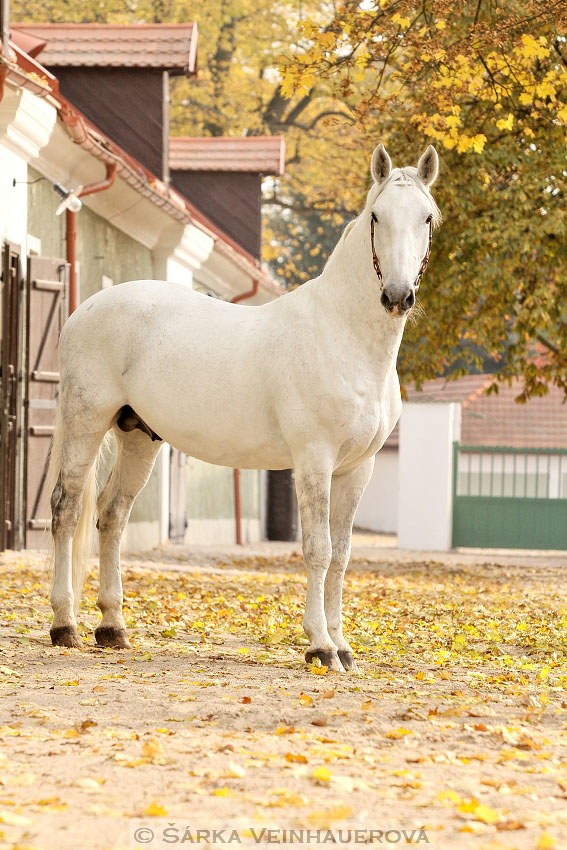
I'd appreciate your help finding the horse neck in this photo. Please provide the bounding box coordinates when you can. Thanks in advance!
[315,218,407,368]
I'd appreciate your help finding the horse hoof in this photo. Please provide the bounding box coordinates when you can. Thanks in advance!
[305,648,345,673]
[95,627,132,649]
[338,650,359,672]
[50,625,81,649]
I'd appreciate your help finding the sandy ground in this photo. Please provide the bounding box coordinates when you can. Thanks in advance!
[1,540,567,850]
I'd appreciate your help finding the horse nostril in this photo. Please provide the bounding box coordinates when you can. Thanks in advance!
[402,290,415,311]
[381,290,393,310]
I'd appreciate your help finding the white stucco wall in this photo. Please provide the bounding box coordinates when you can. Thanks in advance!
[0,88,56,258]
[355,448,399,533]
[398,402,461,551]
[184,458,266,545]
[0,81,272,554]
[0,147,28,248]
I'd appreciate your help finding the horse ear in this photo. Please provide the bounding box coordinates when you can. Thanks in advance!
[370,144,392,184]
[417,145,439,186]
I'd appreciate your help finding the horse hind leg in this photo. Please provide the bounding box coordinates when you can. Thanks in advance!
[50,423,107,648]
[95,427,161,649]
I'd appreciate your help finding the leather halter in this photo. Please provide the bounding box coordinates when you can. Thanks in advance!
[370,212,433,290]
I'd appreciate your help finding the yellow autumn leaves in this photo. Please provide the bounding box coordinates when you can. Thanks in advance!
[412,108,488,154]
[1,550,567,849]
[410,32,565,151]
[437,789,560,846]
[279,10,567,155]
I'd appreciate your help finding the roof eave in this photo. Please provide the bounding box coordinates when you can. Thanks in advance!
[2,36,281,295]
[12,22,199,76]
[169,134,286,176]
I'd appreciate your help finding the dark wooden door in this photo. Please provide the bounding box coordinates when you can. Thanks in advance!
[169,448,187,543]
[0,243,24,551]
[267,469,299,541]
[24,256,68,548]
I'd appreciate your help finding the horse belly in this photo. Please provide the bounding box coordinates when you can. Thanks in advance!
[125,363,293,470]
[160,415,293,470]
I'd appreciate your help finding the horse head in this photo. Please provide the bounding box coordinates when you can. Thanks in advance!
[368,144,440,317]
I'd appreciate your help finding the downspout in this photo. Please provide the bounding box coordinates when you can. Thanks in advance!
[162,71,170,190]
[233,468,242,546]
[231,278,259,305]
[0,63,7,101]
[230,279,259,544]
[66,162,117,315]
[1,0,10,62]
[0,0,10,103]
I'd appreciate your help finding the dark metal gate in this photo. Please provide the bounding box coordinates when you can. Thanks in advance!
[0,243,24,550]
[452,443,567,550]
[267,469,299,541]
[24,255,68,548]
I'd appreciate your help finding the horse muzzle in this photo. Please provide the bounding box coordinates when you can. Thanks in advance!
[380,285,415,315]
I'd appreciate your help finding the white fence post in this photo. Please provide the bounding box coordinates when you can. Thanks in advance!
[398,402,462,551]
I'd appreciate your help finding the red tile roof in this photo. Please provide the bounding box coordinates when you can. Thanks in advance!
[407,374,491,406]
[3,33,283,299]
[169,136,285,175]
[385,375,567,449]
[12,24,198,74]
[10,29,46,59]
[459,378,567,449]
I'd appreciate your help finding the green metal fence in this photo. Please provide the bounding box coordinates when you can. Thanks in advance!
[452,443,567,550]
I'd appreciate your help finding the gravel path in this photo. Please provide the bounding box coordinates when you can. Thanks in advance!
[0,542,566,850]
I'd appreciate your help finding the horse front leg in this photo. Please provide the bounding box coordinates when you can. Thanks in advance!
[325,457,375,672]
[294,457,344,672]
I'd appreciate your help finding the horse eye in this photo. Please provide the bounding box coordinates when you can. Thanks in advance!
[425,214,433,224]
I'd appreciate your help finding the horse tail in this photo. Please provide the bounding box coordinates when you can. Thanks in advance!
[71,451,99,616]
[46,403,101,615]
[45,402,63,565]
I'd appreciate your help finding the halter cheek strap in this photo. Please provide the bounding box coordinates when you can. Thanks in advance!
[370,212,433,290]
[370,213,383,283]
[415,217,433,290]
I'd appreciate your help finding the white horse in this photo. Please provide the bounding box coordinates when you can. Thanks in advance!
[47,143,440,672]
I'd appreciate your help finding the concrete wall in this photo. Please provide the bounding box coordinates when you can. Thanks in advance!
[27,166,154,301]
[0,147,30,249]
[26,167,64,257]
[25,169,268,551]
[27,167,161,551]
[2,87,270,554]
[398,402,461,551]
[185,458,265,544]
[355,448,398,533]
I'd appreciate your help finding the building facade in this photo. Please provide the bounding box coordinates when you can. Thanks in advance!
[0,23,286,552]
[356,375,567,551]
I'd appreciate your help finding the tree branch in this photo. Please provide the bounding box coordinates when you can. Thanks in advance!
[473,0,483,25]
[495,0,565,33]
[536,333,560,355]
[553,40,567,68]
[282,91,315,127]
[262,86,289,129]
[307,109,354,129]
[285,110,355,132]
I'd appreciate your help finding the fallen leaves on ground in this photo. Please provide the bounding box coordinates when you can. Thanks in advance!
[0,549,566,850]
